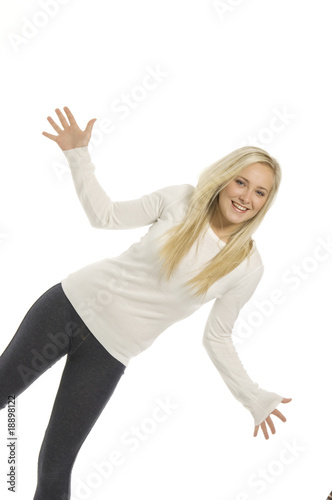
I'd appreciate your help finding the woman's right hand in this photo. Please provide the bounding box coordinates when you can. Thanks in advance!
[42,107,97,151]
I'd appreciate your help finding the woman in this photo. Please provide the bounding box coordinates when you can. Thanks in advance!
[0,107,291,499]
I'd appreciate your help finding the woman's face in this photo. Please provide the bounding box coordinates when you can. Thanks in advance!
[217,162,275,227]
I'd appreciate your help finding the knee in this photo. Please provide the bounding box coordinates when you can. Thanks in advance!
[36,458,71,500]
[34,483,70,500]
[34,476,70,500]
[0,392,9,411]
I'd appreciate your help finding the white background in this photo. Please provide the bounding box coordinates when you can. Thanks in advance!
[0,0,331,499]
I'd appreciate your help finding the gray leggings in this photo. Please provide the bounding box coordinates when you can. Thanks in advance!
[0,283,126,499]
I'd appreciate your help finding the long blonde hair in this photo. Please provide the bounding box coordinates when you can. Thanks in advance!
[157,146,281,298]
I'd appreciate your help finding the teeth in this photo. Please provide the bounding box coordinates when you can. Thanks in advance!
[232,201,248,211]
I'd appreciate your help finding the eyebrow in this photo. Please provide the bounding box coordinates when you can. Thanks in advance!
[237,176,269,192]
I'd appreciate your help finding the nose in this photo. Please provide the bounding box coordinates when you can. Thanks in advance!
[239,189,251,205]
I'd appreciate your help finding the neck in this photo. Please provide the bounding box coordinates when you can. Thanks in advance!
[209,210,239,243]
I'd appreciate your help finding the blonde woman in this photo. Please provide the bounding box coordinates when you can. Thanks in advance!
[0,107,292,499]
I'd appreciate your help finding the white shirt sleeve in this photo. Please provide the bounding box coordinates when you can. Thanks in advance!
[62,146,171,229]
[202,265,284,426]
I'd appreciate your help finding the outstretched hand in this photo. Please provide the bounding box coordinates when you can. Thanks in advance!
[254,397,292,440]
[42,107,97,151]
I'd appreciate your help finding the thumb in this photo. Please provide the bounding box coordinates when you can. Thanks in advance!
[85,118,97,134]
[281,397,292,403]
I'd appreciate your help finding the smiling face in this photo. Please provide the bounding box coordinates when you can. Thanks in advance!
[212,162,275,238]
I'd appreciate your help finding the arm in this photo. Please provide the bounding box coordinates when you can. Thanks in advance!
[202,265,285,429]
[42,106,169,229]
[62,146,168,229]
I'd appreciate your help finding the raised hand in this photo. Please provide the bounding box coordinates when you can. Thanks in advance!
[253,397,292,440]
[42,107,97,151]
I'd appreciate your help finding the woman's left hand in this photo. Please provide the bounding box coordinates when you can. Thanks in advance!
[253,397,292,439]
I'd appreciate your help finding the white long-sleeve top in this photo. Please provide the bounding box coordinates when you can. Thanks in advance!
[60,146,283,426]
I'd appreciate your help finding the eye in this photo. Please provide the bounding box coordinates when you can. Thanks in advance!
[236,179,245,186]
[256,190,265,197]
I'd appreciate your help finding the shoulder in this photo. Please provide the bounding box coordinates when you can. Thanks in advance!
[154,183,195,211]
[155,183,195,200]
[226,241,264,288]
[249,240,263,268]
[240,240,264,281]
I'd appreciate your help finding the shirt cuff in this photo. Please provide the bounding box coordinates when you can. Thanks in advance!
[62,146,91,168]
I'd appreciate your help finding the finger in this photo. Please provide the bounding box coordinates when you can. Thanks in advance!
[261,421,269,440]
[84,118,97,134]
[42,131,58,141]
[281,398,292,403]
[271,409,286,422]
[55,108,69,128]
[253,425,259,437]
[265,415,276,435]
[63,106,78,126]
[47,116,62,133]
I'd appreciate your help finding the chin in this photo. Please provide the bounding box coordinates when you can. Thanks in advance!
[228,208,248,219]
